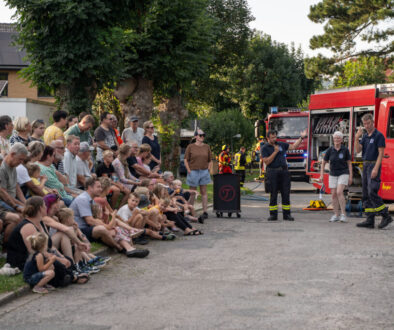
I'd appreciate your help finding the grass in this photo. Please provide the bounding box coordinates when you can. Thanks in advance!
[245,168,261,183]
[181,182,213,204]
[0,257,25,294]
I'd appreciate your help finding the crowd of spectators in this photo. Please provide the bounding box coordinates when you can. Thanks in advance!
[0,111,210,294]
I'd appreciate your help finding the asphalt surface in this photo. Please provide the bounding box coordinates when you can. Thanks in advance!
[0,183,393,330]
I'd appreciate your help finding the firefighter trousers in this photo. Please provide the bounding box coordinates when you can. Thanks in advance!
[235,170,245,187]
[266,167,291,216]
[362,162,388,217]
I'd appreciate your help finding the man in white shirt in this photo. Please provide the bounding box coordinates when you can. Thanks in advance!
[76,142,94,188]
[121,116,144,146]
[64,135,81,192]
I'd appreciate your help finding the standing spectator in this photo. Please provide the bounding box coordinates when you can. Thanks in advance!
[10,117,32,146]
[70,178,149,258]
[122,116,144,145]
[94,112,119,163]
[110,114,123,145]
[30,119,46,142]
[66,115,78,130]
[64,114,95,143]
[320,131,352,222]
[355,113,393,229]
[37,146,73,206]
[63,135,81,190]
[0,143,28,212]
[184,129,212,220]
[0,115,13,156]
[142,121,161,170]
[43,110,68,145]
[76,142,94,188]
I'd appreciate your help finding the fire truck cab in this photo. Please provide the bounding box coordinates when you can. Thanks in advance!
[266,107,309,178]
[307,83,394,200]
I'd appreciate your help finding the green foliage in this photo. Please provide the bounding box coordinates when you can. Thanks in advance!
[306,0,394,78]
[6,0,133,113]
[227,34,316,119]
[335,57,388,87]
[92,86,122,128]
[199,108,255,155]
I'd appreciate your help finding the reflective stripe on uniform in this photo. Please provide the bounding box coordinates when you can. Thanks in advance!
[269,205,278,211]
[282,204,291,210]
[375,204,386,212]
[364,208,375,213]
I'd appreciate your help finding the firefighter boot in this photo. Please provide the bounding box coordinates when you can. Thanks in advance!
[267,212,278,221]
[356,214,375,229]
[283,213,295,221]
[378,209,393,229]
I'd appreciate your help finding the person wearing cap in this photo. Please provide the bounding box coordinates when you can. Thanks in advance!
[76,142,95,189]
[64,114,95,144]
[122,116,144,146]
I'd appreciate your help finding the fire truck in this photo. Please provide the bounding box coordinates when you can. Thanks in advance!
[266,107,309,178]
[306,83,394,200]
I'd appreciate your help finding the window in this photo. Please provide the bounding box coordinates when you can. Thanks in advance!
[0,73,8,96]
[38,85,54,98]
[387,107,394,138]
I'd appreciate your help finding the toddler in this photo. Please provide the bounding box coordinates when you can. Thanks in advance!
[27,163,51,196]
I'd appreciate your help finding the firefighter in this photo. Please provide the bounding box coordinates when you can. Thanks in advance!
[254,136,265,178]
[234,146,246,187]
[262,129,307,221]
[354,113,393,229]
[218,145,232,174]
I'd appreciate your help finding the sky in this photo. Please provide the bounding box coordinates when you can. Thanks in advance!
[0,0,326,56]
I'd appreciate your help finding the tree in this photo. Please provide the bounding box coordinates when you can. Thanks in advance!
[227,34,316,119]
[6,0,133,114]
[199,108,255,155]
[306,0,394,79]
[335,56,387,87]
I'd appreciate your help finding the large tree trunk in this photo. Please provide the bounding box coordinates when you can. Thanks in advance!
[158,94,188,175]
[114,76,154,126]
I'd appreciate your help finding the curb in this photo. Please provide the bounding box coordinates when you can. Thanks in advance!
[0,246,112,308]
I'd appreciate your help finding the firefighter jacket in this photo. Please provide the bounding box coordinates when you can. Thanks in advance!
[234,151,246,170]
[218,151,232,174]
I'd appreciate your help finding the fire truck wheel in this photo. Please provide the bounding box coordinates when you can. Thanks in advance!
[228,213,232,218]
[237,213,241,218]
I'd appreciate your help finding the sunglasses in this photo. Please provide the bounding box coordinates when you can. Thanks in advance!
[198,134,205,137]
[148,126,154,129]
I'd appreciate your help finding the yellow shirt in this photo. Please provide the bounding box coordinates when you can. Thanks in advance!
[43,125,64,145]
[31,177,50,195]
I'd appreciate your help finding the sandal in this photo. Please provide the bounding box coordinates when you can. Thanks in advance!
[185,229,203,236]
[74,274,90,284]
[32,286,48,294]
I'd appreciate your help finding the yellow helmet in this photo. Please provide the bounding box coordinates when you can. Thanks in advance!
[222,144,229,151]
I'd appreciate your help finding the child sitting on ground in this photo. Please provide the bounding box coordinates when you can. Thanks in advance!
[171,179,199,222]
[23,233,56,294]
[27,163,54,196]
[117,193,175,240]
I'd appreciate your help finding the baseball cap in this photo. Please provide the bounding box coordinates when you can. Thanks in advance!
[130,116,139,122]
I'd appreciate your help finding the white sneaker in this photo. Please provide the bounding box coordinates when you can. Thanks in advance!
[339,214,347,222]
[329,215,339,222]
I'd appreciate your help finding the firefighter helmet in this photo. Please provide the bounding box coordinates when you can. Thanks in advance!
[222,145,229,151]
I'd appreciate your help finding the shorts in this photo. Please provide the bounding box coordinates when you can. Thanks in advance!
[329,174,349,189]
[186,169,211,187]
[25,272,44,286]
[0,200,17,213]
[80,226,95,242]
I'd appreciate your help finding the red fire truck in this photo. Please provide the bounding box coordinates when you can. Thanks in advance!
[306,83,394,200]
[266,107,309,178]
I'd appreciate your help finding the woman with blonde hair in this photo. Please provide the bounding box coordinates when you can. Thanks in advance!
[112,143,140,191]
[142,121,161,170]
[10,117,32,146]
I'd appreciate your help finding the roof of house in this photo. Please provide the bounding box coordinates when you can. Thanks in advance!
[0,23,28,70]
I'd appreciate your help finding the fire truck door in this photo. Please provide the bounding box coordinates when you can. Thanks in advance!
[379,103,394,198]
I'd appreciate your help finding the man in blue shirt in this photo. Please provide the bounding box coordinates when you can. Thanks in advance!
[262,129,306,221]
[354,113,392,229]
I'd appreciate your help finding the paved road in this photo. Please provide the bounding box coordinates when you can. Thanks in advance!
[0,189,393,330]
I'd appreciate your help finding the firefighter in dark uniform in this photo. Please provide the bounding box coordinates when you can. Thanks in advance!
[218,145,232,174]
[262,129,307,221]
[354,113,392,229]
[234,146,246,187]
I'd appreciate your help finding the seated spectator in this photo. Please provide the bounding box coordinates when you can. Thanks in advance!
[113,144,140,191]
[37,146,73,206]
[127,141,160,180]
[6,196,83,286]
[66,115,78,130]
[16,141,47,197]
[63,135,82,192]
[64,114,95,144]
[70,177,149,258]
[30,119,46,142]
[10,117,32,146]
[110,114,123,145]
[162,170,196,206]
[50,140,70,187]
[76,142,94,188]
[171,179,199,223]
[96,150,130,208]
[0,210,21,252]
[94,112,119,163]
[142,121,161,170]
[137,144,162,179]
[0,143,28,212]
[26,164,52,196]
[122,116,144,145]
[43,110,68,145]
[0,115,13,156]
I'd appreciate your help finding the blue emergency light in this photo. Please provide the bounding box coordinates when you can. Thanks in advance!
[270,106,278,114]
